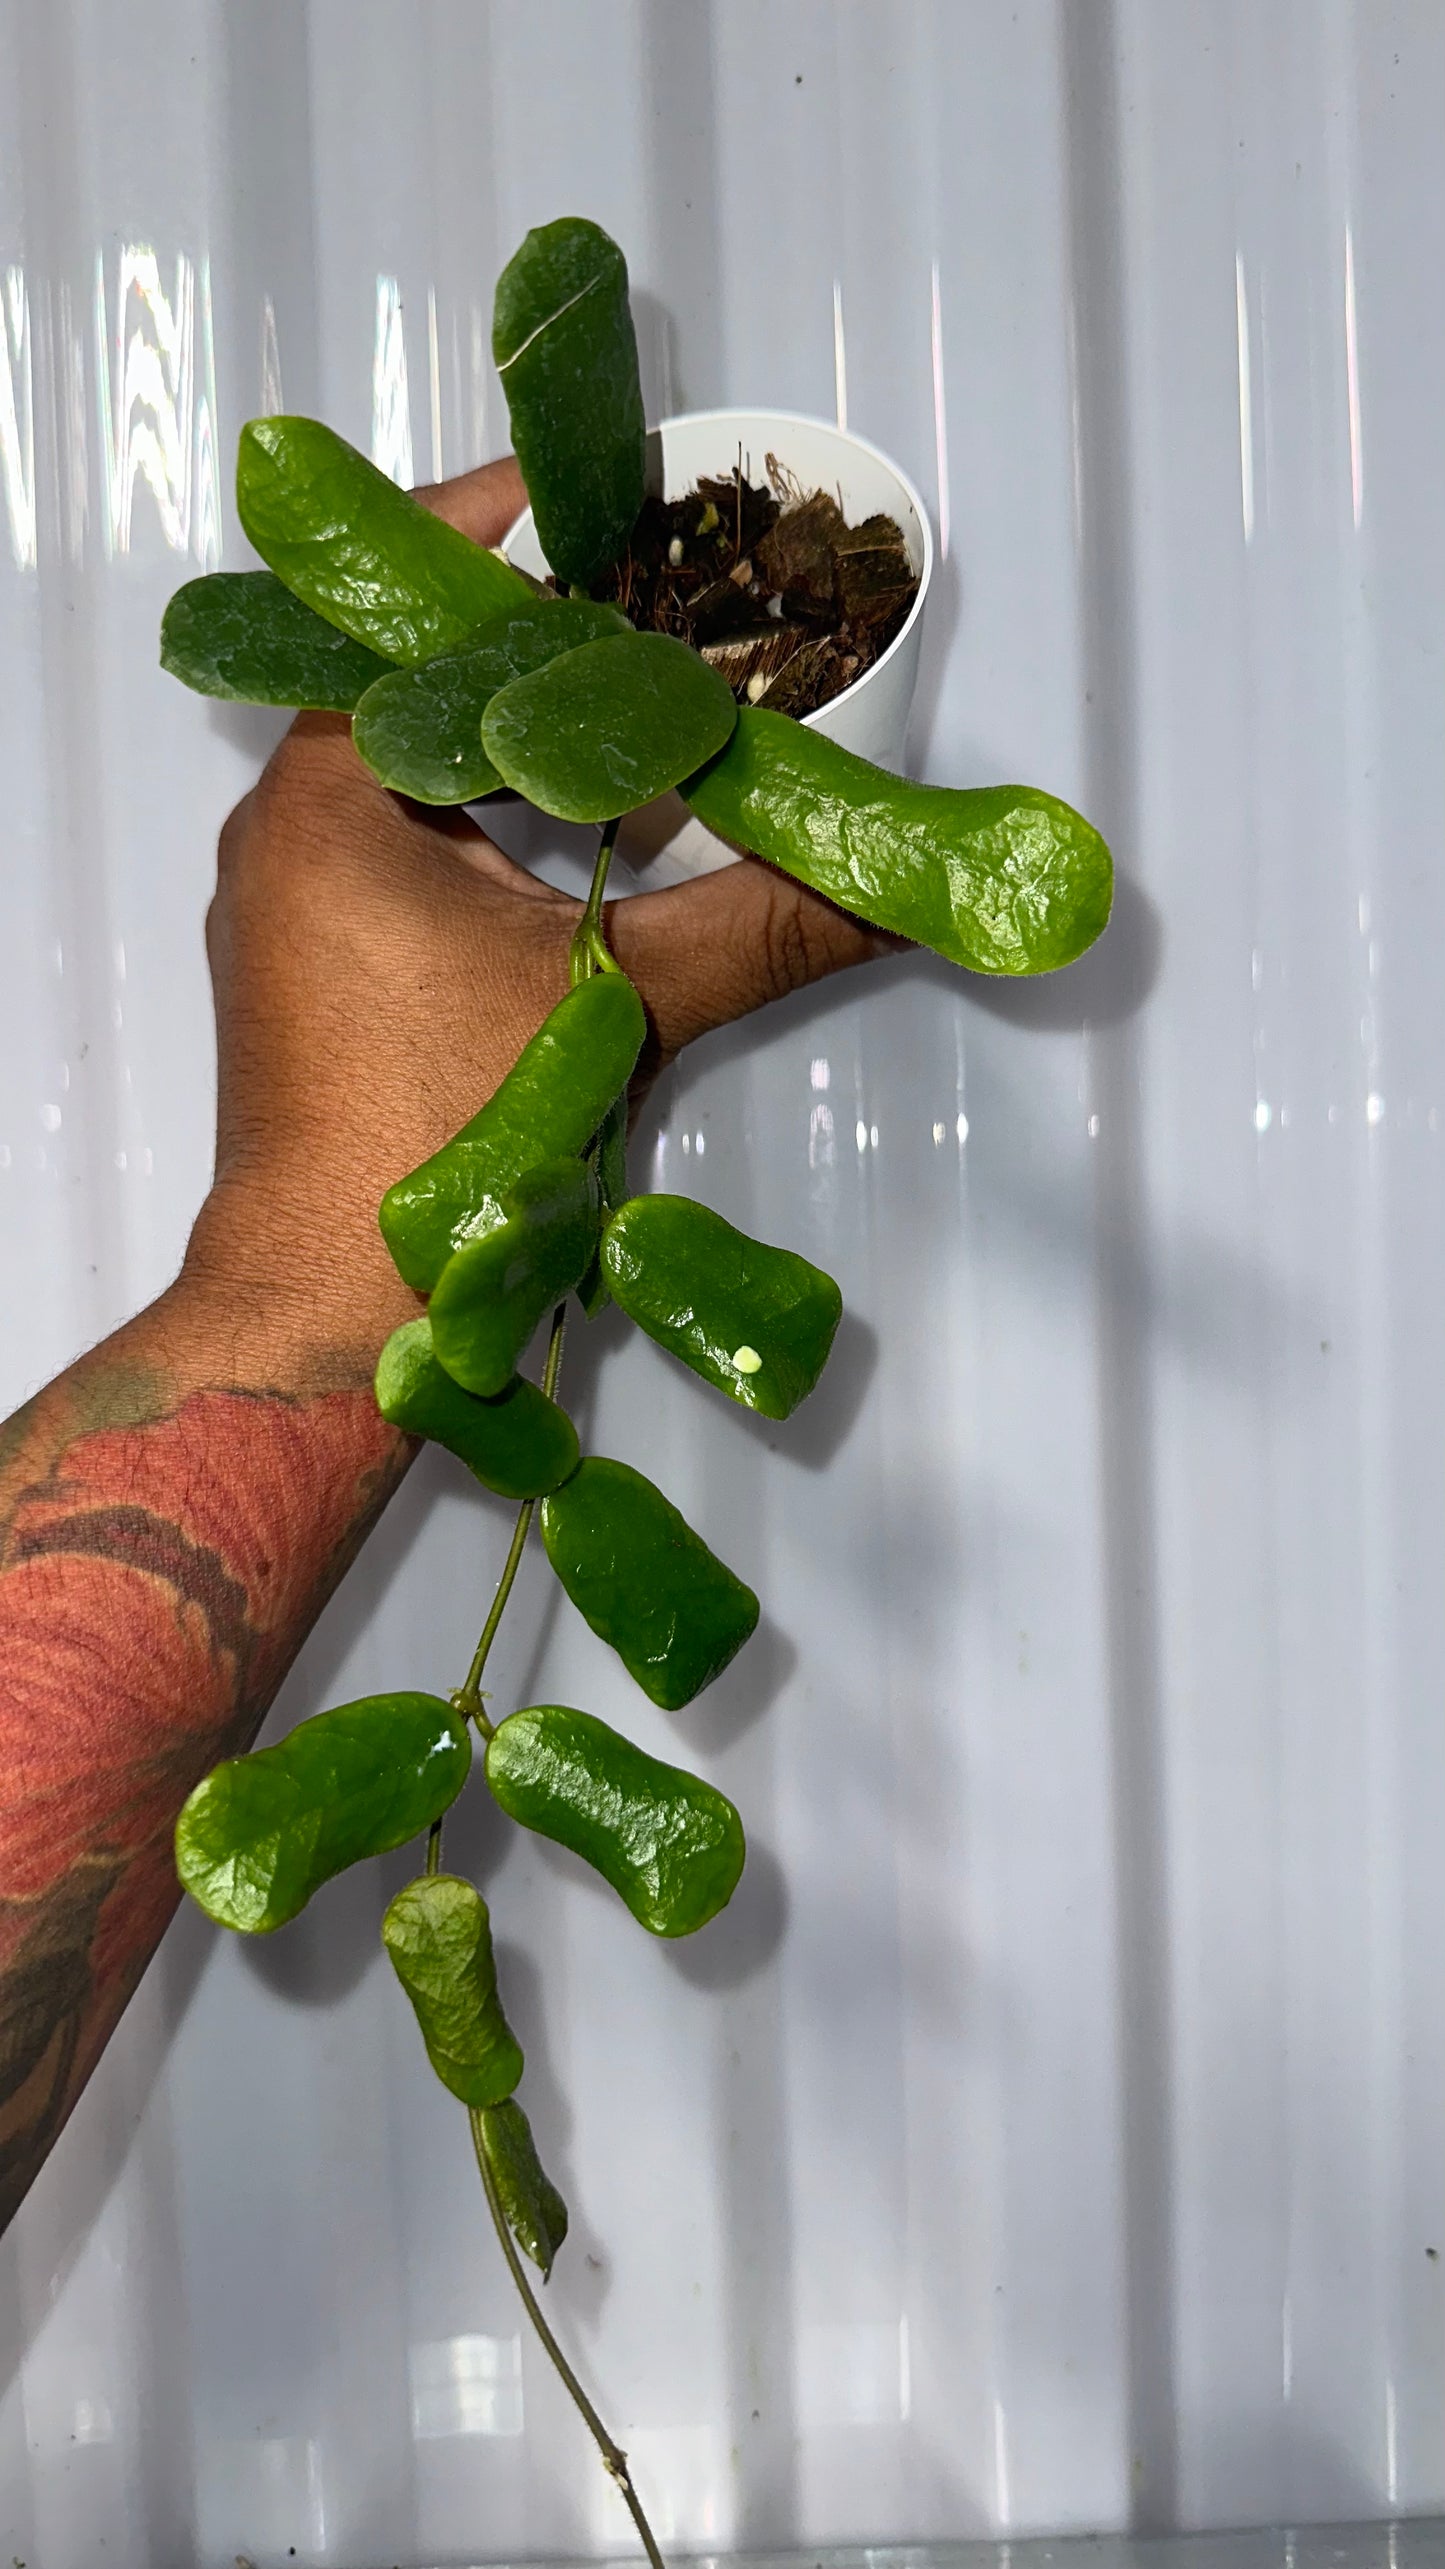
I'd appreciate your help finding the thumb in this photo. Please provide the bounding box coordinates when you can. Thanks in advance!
[412,453,528,550]
[606,856,898,1062]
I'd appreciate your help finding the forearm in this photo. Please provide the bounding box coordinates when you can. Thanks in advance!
[0,1256,410,2230]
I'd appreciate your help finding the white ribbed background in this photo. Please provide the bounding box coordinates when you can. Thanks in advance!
[1,5,1442,2565]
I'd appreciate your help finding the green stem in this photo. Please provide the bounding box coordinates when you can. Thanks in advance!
[570,818,622,985]
[452,1303,568,1738]
[470,2111,668,2569]
[425,1818,444,1876]
[449,1304,667,2559]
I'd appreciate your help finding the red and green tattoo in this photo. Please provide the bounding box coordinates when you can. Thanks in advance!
[0,1338,405,2230]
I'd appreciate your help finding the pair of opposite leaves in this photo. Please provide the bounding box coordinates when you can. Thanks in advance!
[175,968,837,1969]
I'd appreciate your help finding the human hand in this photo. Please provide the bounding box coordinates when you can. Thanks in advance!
[184,453,884,1362]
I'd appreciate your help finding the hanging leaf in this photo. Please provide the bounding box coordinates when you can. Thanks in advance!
[485,1704,745,1937]
[481,632,736,824]
[430,1159,600,1398]
[380,971,645,1292]
[160,571,390,708]
[492,216,645,588]
[541,1457,759,1710]
[681,706,1114,975]
[351,597,630,803]
[375,1318,579,1498]
[236,416,533,665]
[383,1873,524,2108]
[474,2098,569,2280]
[176,1693,471,1934]
[602,1195,841,1420]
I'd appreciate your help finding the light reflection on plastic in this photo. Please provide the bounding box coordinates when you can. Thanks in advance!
[95,245,220,564]
[259,291,284,416]
[409,2332,522,2439]
[373,274,414,487]
[1,265,36,568]
[930,256,951,562]
[1344,223,1363,531]
[1235,252,1255,544]
[427,283,443,481]
[58,280,88,560]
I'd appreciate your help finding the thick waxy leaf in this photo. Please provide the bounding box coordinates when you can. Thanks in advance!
[383,1873,524,2107]
[541,1457,759,1710]
[485,1704,745,1937]
[375,1317,578,1498]
[237,416,532,665]
[380,972,645,1292]
[160,571,389,708]
[474,2098,569,2279]
[482,632,736,824]
[682,706,1114,975]
[176,1694,470,1934]
[493,217,645,588]
[351,597,630,803]
[431,1159,600,1398]
[602,1195,841,1420]
[575,1089,629,1319]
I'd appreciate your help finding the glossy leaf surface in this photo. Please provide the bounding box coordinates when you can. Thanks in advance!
[375,1318,578,1498]
[351,597,629,803]
[482,632,736,824]
[431,1159,600,1397]
[485,1704,745,1937]
[160,571,389,708]
[602,1194,842,1420]
[541,1457,759,1710]
[492,216,645,588]
[383,1873,524,2107]
[380,972,645,1291]
[237,416,532,665]
[475,2099,569,2280]
[682,706,1114,975]
[176,1694,470,1934]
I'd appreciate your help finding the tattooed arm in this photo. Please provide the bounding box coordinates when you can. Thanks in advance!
[0,455,882,2233]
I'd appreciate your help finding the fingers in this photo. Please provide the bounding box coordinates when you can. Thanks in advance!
[607,858,897,1060]
[413,455,528,550]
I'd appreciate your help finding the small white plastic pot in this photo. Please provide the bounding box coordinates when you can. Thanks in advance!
[502,407,934,882]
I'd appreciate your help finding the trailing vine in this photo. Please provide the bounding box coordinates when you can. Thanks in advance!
[161,216,1112,2550]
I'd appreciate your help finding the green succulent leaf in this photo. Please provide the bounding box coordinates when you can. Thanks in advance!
[375,1317,579,1498]
[575,1090,629,1319]
[430,1159,600,1398]
[601,1195,841,1420]
[160,571,390,708]
[175,1693,471,1934]
[481,632,737,824]
[474,2098,569,2280]
[493,216,646,589]
[681,705,1114,975]
[382,1873,524,2108]
[236,416,532,665]
[541,1457,759,1710]
[351,597,630,803]
[380,972,645,1292]
[485,1704,745,1937]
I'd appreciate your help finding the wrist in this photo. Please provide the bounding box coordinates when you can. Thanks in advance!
[180,1175,421,1385]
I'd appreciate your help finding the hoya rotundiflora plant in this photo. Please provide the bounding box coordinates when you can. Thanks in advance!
[161,218,1113,2557]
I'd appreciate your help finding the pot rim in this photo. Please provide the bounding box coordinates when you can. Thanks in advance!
[501,403,935,731]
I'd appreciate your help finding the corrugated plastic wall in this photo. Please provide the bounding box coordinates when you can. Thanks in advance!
[1,4,1442,2564]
